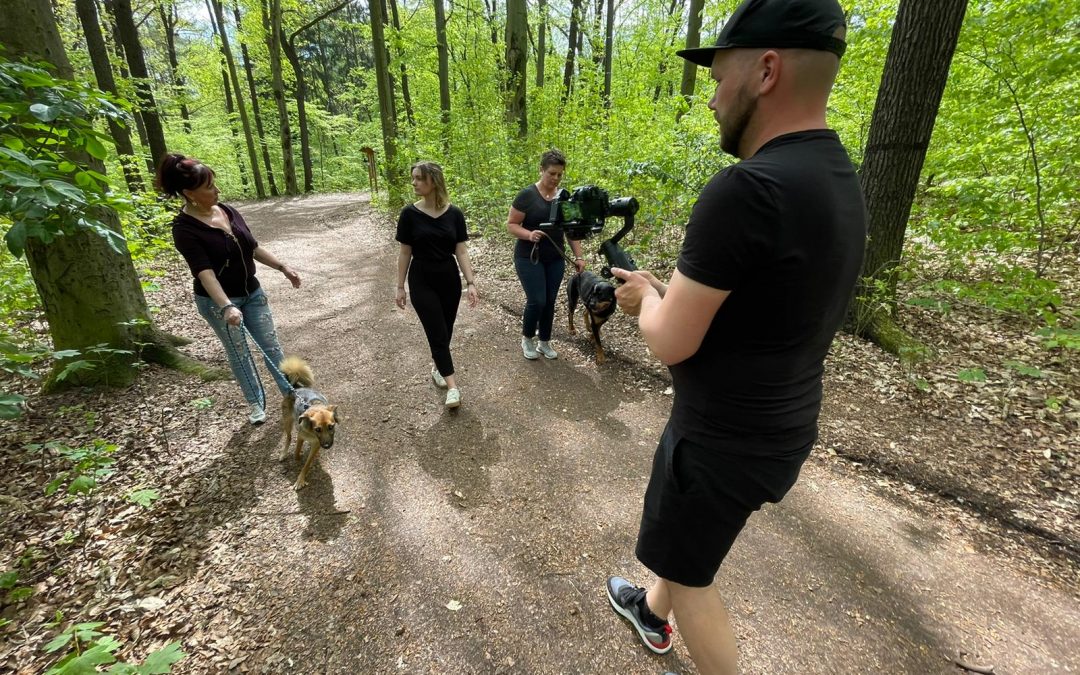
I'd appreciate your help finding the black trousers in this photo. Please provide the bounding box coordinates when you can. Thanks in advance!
[408,258,462,377]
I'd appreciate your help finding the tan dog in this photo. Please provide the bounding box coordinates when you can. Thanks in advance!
[279,357,338,490]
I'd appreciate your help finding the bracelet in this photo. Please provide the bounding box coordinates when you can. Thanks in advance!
[467,281,475,286]
[574,257,584,261]
[218,303,237,317]
[276,263,285,272]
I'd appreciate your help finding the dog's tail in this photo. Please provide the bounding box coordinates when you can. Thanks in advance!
[280,356,314,388]
[567,273,581,314]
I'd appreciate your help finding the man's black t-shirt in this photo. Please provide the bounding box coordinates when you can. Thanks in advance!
[395,204,468,262]
[512,185,568,263]
[669,130,866,455]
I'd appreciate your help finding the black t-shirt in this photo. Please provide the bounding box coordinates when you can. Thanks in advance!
[395,203,468,262]
[512,185,567,262]
[669,130,866,455]
[171,203,261,298]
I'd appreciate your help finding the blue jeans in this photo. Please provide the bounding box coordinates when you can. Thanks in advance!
[514,257,565,341]
[194,287,290,406]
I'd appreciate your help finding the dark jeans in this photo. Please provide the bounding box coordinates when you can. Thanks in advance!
[409,258,462,377]
[514,256,565,341]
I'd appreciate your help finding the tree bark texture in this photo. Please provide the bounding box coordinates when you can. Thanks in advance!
[210,0,265,197]
[535,0,546,87]
[111,0,169,167]
[369,0,400,204]
[562,0,582,100]
[602,0,614,106]
[852,0,968,348]
[505,0,528,137]
[387,0,415,127]
[74,0,143,192]
[157,1,192,134]
[434,0,451,127]
[234,2,279,196]
[267,0,299,194]
[678,0,704,116]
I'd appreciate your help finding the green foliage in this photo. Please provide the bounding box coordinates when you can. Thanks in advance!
[1036,326,1080,351]
[125,488,160,508]
[1003,360,1043,378]
[1,569,34,605]
[38,439,117,499]
[0,58,132,257]
[43,620,185,675]
[957,368,988,383]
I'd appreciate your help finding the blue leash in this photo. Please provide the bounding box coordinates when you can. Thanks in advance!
[223,321,296,412]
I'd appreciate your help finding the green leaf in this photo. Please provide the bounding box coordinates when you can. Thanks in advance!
[45,639,120,674]
[6,586,33,603]
[957,368,987,383]
[84,136,107,160]
[29,103,60,122]
[43,632,74,654]
[136,642,186,674]
[44,180,87,204]
[1004,360,1043,378]
[4,221,28,257]
[126,489,159,508]
[45,478,63,496]
[0,571,17,589]
[67,475,96,496]
[56,360,94,382]
[0,394,25,420]
[0,170,40,188]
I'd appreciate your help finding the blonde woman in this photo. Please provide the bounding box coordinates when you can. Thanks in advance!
[395,161,479,408]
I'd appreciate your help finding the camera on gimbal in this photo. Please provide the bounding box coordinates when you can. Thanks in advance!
[539,185,639,277]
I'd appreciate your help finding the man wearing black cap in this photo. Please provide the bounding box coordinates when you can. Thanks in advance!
[604,0,866,672]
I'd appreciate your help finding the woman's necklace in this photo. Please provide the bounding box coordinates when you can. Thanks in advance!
[536,183,556,201]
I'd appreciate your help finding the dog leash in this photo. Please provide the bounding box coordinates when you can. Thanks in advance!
[223,321,297,412]
[530,231,583,269]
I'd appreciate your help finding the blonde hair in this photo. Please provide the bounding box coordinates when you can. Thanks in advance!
[410,161,449,209]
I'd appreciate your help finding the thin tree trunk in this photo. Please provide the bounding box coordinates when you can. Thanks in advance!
[210,0,265,197]
[434,0,451,127]
[234,1,278,196]
[535,0,546,87]
[157,1,191,134]
[676,0,704,119]
[110,0,168,166]
[505,0,528,137]
[369,0,400,204]
[74,0,143,191]
[266,0,299,194]
[653,0,680,102]
[562,0,582,100]
[602,0,613,106]
[850,0,968,358]
[387,0,415,127]
[206,0,251,189]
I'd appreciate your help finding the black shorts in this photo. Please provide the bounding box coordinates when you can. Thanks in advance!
[635,423,811,587]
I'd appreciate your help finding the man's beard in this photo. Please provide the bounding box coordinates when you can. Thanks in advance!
[719,86,758,158]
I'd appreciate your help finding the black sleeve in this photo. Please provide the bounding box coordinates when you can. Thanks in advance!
[172,221,212,277]
[511,186,533,213]
[676,166,778,291]
[395,207,413,245]
[454,206,468,243]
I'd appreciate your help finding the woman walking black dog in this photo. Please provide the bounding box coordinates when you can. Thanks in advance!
[395,161,479,408]
[506,149,586,360]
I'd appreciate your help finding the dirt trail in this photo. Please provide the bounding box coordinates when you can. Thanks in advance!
[144,193,1078,674]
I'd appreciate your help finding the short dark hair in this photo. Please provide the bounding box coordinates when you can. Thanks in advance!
[540,148,566,170]
[155,153,215,198]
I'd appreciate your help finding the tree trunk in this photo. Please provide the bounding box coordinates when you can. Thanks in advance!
[535,0,546,87]
[111,0,168,167]
[504,0,528,137]
[653,0,680,102]
[157,1,192,134]
[387,0,415,127]
[562,0,582,100]
[677,0,704,118]
[850,0,968,358]
[602,0,614,106]
[266,0,299,194]
[0,0,222,390]
[234,1,278,196]
[74,0,143,192]
[434,0,451,127]
[210,0,265,198]
[369,0,400,204]
[205,0,251,189]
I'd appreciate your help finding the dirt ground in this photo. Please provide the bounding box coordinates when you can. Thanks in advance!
[1,193,1077,674]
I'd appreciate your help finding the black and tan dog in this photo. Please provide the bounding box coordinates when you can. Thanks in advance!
[567,270,618,364]
[280,357,339,491]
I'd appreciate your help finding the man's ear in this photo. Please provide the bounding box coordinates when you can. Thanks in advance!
[759,50,781,94]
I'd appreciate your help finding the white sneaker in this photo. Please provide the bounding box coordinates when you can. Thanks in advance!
[521,336,539,360]
[537,340,558,359]
[445,388,461,408]
[431,365,447,388]
[248,403,266,425]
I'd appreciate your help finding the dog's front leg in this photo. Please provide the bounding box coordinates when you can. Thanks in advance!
[294,445,320,491]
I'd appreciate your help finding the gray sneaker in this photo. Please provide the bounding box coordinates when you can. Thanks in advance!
[431,365,447,388]
[606,576,673,654]
[248,403,266,426]
[536,340,558,359]
[445,387,461,408]
[521,336,539,360]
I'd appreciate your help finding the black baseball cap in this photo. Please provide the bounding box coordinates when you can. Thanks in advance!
[677,0,847,67]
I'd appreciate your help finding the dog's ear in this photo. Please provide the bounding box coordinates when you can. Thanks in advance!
[328,405,339,423]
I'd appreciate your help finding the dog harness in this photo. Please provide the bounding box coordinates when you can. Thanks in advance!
[292,387,329,417]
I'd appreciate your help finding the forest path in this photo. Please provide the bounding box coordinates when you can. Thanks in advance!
[163,193,1078,674]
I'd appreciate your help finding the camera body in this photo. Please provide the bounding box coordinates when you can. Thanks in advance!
[539,185,639,276]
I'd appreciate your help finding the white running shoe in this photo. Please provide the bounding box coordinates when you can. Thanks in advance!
[431,365,447,388]
[521,336,539,360]
[445,388,461,408]
[248,403,266,425]
[537,340,558,360]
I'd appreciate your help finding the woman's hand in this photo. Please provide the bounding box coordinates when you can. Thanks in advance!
[529,230,542,243]
[223,305,242,326]
[282,265,301,288]
[395,287,407,309]
[574,258,586,274]
[466,283,479,308]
